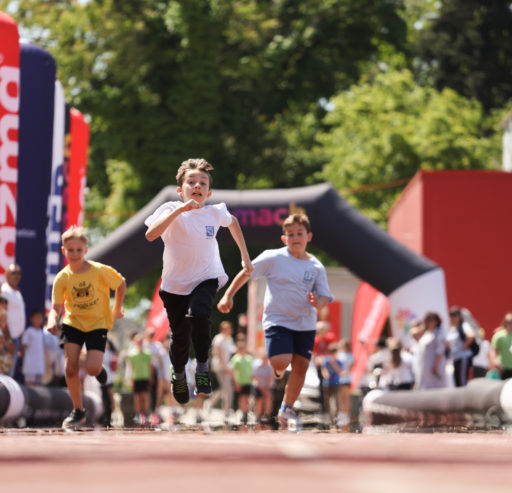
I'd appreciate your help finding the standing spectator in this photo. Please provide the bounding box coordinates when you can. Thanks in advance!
[218,213,333,430]
[46,226,126,429]
[380,338,414,391]
[1,263,26,382]
[313,320,337,425]
[101,339,118,427]
[490,313,512,380]
[447,306,476,387]
[321,342,343,429]
[336,339,354,427]
[209,320,236,421]
[43,326,66,386]
[127,333,153,426]
[472,328,491,378]
[144,328,164,420]
[21,310,45,386]
[0,302,14,375]
[252,348,274,426]
[230,336,254,426]
[414,312,447,390]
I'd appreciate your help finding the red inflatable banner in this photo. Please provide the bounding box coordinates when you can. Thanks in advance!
[146,279,169,341]
[67,108,89,228]
[350,281,389,389]
[0,12,20,281]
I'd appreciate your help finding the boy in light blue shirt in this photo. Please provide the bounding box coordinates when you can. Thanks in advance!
[218,213,333,429]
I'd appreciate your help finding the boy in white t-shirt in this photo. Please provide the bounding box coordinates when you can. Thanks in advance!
[218,213,333,430]
[145,158,253,404]
[21,310,46,386]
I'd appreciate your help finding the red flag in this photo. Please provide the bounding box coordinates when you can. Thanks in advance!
[66,108,89,228]
[146,279,169,341]
[0,13,20,281]
[350,282,389,389]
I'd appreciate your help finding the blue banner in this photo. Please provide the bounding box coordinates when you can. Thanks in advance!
[16,43,56,317]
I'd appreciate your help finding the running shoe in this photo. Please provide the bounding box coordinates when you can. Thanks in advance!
[278,406,303,431]
[195,370,212,395]
[171,374,190,404]
[62,408,86,430]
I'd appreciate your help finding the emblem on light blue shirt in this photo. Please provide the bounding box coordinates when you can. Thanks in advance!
[303,270,314,283]
[205,225,215,238]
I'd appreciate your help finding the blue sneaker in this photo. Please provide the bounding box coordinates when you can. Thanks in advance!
[278,406,302,431]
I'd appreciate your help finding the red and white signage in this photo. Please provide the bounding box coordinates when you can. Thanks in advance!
[0,13,20,282]
[67,108,90,228]
[350,282,389,389]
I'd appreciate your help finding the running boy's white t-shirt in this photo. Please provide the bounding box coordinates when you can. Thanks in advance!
[144,201,233,295]
[251,246,333,332]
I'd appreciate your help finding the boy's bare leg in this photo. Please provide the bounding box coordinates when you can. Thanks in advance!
[64,343,83,409]
[85,349,104,377]
[282,354,309,407]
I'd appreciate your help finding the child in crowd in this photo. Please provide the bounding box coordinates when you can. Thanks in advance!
[144,158,253,404]
[218,213,333,430]
[46,226,126,429]
[229,335,254,426]
[336,339,354,427]
[252,348,274,426]
[128,333,153,426]
[321,342,343,429]
[21,310,46,386]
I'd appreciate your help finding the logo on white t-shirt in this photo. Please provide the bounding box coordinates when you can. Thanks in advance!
[205,225,215,238]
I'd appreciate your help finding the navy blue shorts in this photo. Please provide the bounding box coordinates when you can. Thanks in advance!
[264,326,316,360]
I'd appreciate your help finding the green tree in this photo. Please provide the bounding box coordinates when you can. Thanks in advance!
[416,0,512,112]
[316,69,504,225]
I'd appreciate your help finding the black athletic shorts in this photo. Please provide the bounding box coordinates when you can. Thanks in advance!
[60,324,108,352]
[133,379,150,393]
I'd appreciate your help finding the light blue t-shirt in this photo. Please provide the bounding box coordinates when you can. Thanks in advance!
[251,247,333,332]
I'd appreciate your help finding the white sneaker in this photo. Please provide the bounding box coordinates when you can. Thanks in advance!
[278,406,303,431]
[336,412,349,427]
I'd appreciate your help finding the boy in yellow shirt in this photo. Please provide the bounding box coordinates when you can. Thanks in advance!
[47,226,126,429]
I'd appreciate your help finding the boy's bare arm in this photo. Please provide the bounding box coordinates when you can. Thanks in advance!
[46,303,63,336]
[112,280,126,319]
[145,200,200,242]
[217,269,252,314]
[227,215,254,273]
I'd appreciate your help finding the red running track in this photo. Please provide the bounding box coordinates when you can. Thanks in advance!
[1,428,511,492]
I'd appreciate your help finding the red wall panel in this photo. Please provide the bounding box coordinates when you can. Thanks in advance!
[389,170,512,337]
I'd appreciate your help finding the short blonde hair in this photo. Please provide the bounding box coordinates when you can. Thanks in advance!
[176,158,213,188]
[61,225,88,245]
[282,213,311,234]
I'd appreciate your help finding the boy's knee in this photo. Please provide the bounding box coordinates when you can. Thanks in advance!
[86,364,102,377]
[65,363,79,377]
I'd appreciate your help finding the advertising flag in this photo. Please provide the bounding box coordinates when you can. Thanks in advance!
[16,43,56,313]
[67,108,89,228]
[0,13,20,282]
[350,282,389,389]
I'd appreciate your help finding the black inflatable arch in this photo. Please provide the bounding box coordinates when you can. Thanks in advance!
[88,183,437,294]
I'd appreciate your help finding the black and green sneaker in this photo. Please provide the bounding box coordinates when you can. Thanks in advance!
[195,370,212,396]
[171,373,190,404]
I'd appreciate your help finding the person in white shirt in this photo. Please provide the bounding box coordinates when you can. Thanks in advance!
[21,310,45,385]
[1,263,26,380]
[145,158,253,405]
